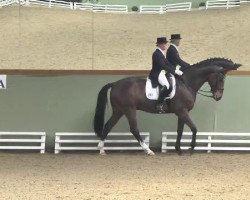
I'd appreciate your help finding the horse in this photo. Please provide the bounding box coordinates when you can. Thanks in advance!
[93,58,241,155]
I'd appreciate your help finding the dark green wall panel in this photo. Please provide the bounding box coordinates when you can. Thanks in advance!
[0,75,249,150]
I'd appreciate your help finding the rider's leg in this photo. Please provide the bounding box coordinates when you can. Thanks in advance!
[156,71,171,113]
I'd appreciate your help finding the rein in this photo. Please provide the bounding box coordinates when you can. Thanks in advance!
[197,90,214,98]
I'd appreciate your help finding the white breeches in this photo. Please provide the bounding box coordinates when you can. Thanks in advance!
[158,70,170,89]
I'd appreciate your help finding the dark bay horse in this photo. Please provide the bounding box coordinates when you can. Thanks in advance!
[94,58,241,155]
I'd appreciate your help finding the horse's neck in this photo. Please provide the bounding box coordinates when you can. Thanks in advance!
[183,66,214,93]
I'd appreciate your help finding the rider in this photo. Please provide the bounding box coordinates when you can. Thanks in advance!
[149,37,183,113]
[166,34,191,71]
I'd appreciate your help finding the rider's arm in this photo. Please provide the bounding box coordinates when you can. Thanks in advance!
[154,52,176,74]
[173,51,191,70]
[164,58,183,76]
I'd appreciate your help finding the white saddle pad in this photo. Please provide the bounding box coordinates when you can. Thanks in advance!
[145,74,176,100]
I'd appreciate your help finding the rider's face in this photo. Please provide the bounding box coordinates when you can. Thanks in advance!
[158,43,167,51]
[172,39,181,46]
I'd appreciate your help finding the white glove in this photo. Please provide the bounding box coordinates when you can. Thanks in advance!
[175,68,183,76]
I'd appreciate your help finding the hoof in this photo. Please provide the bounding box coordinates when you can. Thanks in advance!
[188,148,194,155]
[147,150,155,156]
[175,147,182,156]
[177,150,182,156]
[99,151,107,156]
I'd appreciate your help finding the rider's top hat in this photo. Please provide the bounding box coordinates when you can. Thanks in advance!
[170,34,182,40]
[156,37,168,44]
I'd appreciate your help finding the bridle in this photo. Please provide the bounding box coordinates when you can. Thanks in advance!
[198,73,225,98]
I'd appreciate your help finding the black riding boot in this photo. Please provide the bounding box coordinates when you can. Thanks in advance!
[156,86,169,113]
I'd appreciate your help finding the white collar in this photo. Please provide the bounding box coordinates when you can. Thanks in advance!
[157,47,166,57]
[171,43,179,52]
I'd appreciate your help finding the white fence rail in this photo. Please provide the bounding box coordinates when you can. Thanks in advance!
[139,5,166,14]
[162,132,250,153]
[93,4,128,13]
[166,2,192,12]
[2,0,247,12]
[0,132,46,153]
[0,0,15,7]
[206,0,241,9]
[24,1,127,12]
[55,132,149,154]
[140,2,192,14]
[240,0,250,3]
[26,0,73,9]
[73,2,92,11]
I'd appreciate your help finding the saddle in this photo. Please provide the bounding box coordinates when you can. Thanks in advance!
[145,74,176,100]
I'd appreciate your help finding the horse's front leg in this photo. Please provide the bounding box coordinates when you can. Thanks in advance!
[175,117,184,155]
[177,110,197,153]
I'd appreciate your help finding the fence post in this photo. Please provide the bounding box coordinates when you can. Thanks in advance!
[162,133,167,153]
[54,135,60,154]
[227,0,229,9]
[40,134,46,154]
[49,0,51,8]
[160,6,163,14]
[70,2,73,9]
[207,135,212,153]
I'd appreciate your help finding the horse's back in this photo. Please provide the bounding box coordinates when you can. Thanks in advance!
[110,77,147,106]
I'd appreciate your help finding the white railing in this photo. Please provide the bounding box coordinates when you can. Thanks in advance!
[240,0,250,3]
[0,132,46,153]
[166,2,192,12]
[50,0,73,9]
[93,4,128,13]
[74,2,93,11]
[25,1,127,12]
[206,0,240,9]
[25,0,74,9]
[139,5,166,14]
[2,0,246,12]
[0,0,15,7]
[25,0,50,7]
[162,132,250,153]
[140,2,192,14]
[54,132,149,154]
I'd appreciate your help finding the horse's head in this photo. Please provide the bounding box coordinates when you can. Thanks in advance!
[207,71,225,101]
[207,60,241,101]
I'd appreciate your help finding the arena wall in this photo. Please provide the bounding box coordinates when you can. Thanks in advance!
[0,73,249,151]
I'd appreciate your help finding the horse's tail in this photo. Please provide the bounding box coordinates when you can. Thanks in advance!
[93,83,114,138]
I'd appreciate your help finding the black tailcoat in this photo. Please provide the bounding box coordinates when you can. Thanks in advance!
[149,49,176,88]
[166,45,190,71]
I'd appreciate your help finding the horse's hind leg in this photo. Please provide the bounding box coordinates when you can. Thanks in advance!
[175,117,184,155]
[98,110,123,155]
[125,108,155,156]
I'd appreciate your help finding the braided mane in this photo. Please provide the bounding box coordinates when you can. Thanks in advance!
[192,57,238,70]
